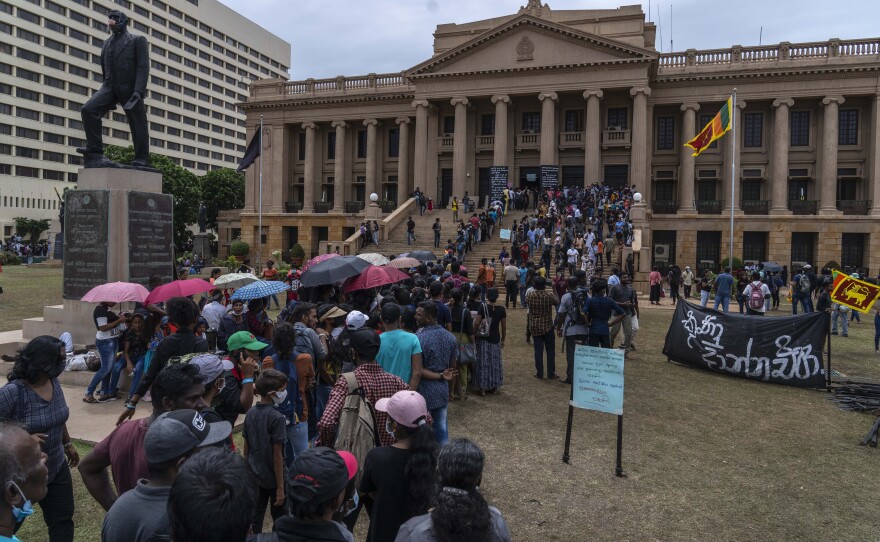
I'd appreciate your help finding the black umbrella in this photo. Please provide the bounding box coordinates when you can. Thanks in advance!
[407,250,438,262]
[300,256,372,288]
[761,261,783,273]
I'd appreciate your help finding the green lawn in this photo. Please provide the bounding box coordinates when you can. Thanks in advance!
[7,267,880,541]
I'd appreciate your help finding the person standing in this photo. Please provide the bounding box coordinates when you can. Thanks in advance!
[742,272,772,316]
[682,266,694,299]
[415,302,458,445]
[85,301,129,403]
[376,304,423,390]
[451,197,459,223]
[699,270,714,308]
[584,281,626,348]
[406,216,416,245]
[648,267,662,305]
[526,277,559,379]
[609,272,637,352]
[448,289,475,400]
[713,267,735,313]
[503,261,520,309]
[0,336,78,542]
[432,218,442,248]
[556,276,588,384]
[473,289,506,396]
[262,260,281,310]
[476,259,489,302]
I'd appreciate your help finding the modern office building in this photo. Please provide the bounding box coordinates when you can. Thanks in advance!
[0,0,290,238]
[238,1,880,276]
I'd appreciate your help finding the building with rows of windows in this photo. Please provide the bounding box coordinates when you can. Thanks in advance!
[237,1,880,276]
[0,0,289,238]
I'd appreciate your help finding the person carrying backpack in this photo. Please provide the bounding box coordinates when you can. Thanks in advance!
[555,276,589,384]
[791,266,812,315]
[743,272,771,316]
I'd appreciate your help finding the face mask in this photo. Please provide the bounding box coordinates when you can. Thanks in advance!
[271,389,288,406]
[338,490,359,517]
[9,482,33,523]
[215,378,226,392]
[46,359,65,379]
[232,309,243,316]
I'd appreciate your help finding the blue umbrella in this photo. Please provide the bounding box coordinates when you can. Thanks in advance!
[230,280,290,301]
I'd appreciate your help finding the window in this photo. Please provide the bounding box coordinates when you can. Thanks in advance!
[69,10,88,25]
[327,132,335,160]
[0,124,9,134]
[743,112,763,148]
[69,28,88,42]
[44,37,65,52]
[563,110,582,132]
[522,112,541,133]
[69,46,89,60]
[388,128,399,158]
[0,143,10,154]
[69,64,89,78]
[46,1,65,14]
[15,127,39,140]
[68,83,89,96]
[442,116,455,135]
[44,170,65,181]
[16,166,39,178]
[16,147,40,159]
[44,151,64,162]
[741,179,762,202]
[297,133,306,161]
[17,8,40,24]
[17,48,41,63]
[607,107,628,130]
[17,28,41,44]
[44,57,65,71]
[838,109,858,146]
[44,18,65,33]
[356,130,367,159]
[17,67,40,82]
[481,114,495,136]
[656,116,675,150]
[0,83,8,94]
[43,132,64,144]
[44,94,64,107]
[742,232,768,263]
[16,107,40,121]
[790,111,810,146]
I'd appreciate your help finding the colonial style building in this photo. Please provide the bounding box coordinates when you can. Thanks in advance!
[239,1,880,276]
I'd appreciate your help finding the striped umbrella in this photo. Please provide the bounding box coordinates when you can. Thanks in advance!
[357,253,390,266]
[301,253,339,273]
[230,280,290,301]
[212,272,260,290]
[389,257,421,269]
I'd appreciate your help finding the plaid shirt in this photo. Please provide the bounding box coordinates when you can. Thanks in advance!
[527,289,559,336]
[317,361,408,447]
[0,379,70,480]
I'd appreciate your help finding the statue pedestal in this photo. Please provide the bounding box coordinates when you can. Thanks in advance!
[22,167,174,346]
[193,233,212,262]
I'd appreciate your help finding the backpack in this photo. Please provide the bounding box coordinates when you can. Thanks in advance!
[567,288,589,326]
[328,328,354,373]
[748,282,765,310]
[333,373,381,488]
[798,274,811,294]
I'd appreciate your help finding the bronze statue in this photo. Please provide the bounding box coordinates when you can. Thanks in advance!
[198,203,207,233]
[77,10,151,169]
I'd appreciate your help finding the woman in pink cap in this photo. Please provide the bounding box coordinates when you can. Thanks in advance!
[360,390,438,542]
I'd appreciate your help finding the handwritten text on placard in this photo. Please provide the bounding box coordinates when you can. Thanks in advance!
[571,345,624,415]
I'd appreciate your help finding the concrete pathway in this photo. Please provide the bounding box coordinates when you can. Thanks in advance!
[59,383,150,444]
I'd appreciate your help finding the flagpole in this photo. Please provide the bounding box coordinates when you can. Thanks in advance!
[729,89,736,268]
[258,114,263,272]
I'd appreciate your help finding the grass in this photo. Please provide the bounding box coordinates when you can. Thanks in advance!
[7,267,880,541]
[0,265,64,333]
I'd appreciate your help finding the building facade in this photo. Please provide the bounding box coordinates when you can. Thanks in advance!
[240,1,880,275]
[0,0,290,238]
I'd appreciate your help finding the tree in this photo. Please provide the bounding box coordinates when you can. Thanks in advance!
[13,217,51,243]
[200,168,245,231]
[105,146,201,247]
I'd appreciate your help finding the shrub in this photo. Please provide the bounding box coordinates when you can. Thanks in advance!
[0,251,22,265]
[230,241,250,257]
[720,257,744,270]
[289,244,305,259]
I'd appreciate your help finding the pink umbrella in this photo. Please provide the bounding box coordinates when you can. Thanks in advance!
[389,257,421,269]
[343,265,410,293]
[81,282,151,304]
[301,253,339,273]
[144,278,215,304]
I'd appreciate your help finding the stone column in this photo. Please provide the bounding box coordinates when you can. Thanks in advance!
[491,95,510,167]
[412,101,429,195]
[538,92,558,165]
[679,102,699,212]
[722,101,746,212]
[870,95,880,216]
[451,97,469,198]
[268,124,286,213]
[819,96,845,215]
[302,121,316,212]
[331,121,346,211]
[396,117,411,205]
[583,90,604,184]
[364,118,378,199]
[770,98,794,214]
[630,87,650,195]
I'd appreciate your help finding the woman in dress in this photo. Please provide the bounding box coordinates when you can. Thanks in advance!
[648,266,662,305]
[473,288,506,396]
[0,336,79,541]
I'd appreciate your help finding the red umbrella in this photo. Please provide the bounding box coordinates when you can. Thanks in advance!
[343,265,409,293]
[301,253,339,273]
[82,282,150,304]
[144,278,215,305]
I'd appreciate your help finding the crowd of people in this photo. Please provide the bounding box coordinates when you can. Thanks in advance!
[1,235,51,261]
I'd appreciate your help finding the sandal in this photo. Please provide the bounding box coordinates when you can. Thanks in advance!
[83,395,98,404]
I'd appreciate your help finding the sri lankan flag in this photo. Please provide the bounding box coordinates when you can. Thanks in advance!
[830,270,880,313]
[684,96,733,157]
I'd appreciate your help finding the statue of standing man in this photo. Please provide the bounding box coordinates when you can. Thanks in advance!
[78,10,151,169]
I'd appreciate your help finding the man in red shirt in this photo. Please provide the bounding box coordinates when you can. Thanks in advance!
[78,363,207,511]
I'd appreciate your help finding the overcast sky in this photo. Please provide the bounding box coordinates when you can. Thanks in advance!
[218,0,880,80]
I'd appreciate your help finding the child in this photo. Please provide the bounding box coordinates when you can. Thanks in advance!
[244,368,289,533]
[427,197,434,215]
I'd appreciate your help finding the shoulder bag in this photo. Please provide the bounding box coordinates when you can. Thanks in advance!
[456,307,476,364]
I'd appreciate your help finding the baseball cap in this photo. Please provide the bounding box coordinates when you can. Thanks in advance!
[346,311,368,330]
[189,354,225,384]
[337,450,357,482]
[288,447,349,504]
[375,390,429,428]
[348,328,380,358]
[226,331,267,352]
[144,410,232,463]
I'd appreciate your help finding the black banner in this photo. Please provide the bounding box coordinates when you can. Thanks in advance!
[540,165,559,190]
[490,166,507,204]
[662,301,828,388]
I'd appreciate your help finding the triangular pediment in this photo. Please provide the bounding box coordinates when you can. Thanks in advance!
[407,15,656,77]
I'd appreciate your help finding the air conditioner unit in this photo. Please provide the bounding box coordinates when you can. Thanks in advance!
[654,244,670,262]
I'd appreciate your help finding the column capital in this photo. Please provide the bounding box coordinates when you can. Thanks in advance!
[772,97,794,108]
[491,94,510,104]
[411,99,430,109]
[450,97,469,107]
[395,116,411,125]
[821,96,845,107]
[629,87,651,98]
[301,121,316,130]
[582,89,604,100]
[680,103,700,112]
[538,92,558,102]
[363,118,378,127]
[330,120,346,129]
[736,100,747,110]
